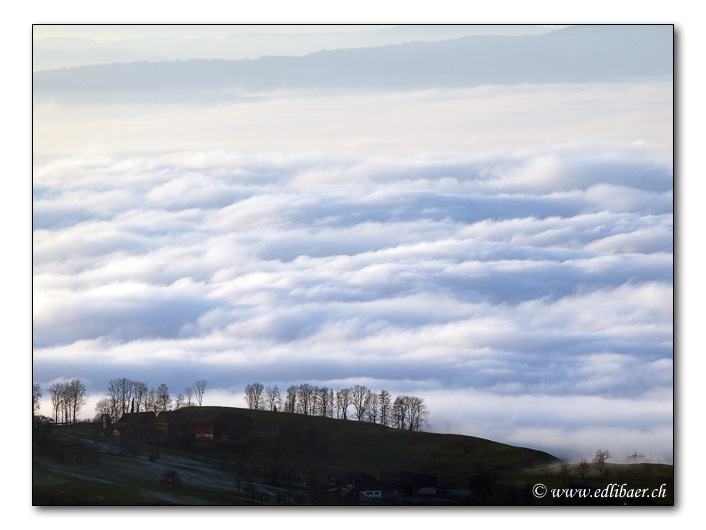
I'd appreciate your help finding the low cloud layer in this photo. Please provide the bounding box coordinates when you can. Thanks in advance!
[33,79,672,462]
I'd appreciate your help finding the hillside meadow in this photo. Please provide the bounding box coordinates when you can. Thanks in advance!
[32,406,672,505]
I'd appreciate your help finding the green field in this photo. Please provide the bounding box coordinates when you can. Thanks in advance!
[32,407,673,505]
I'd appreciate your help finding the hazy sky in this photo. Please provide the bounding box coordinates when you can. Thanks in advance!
[32,25,673,462]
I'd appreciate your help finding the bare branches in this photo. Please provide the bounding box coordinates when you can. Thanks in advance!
[379,390,392,427]
[66,379,88,423]
[626,451,645,463]
[265,385,281,411]
[351,385,370,421]
[47,379,87,424]
[365,392,379,423]
[133,382,148,412]
[296,384,315,415]
[94,398,112,422]
[193,380,208,406]
[49,382,64,423]
[285,385,297,413]
[594,448,612,484]
[244,382,265,410]
[106,379,145,419]
[156,384,171,412]
[336,388,351,420]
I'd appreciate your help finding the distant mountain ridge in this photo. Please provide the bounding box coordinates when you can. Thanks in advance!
[32,25,555,71]
[33,25,673,102]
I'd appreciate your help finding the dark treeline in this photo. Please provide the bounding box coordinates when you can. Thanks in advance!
[94,378,208,423]
[244,382,429,432]
[33,378,428,431]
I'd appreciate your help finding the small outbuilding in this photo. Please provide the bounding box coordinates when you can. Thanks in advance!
[381,470,438,496]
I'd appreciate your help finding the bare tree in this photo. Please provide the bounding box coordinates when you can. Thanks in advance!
[325,387,334,417]
[156,384,172,412]
[379,390,392,426]
[265,385,281,411]
[388,395,428,431]
[336,388,351,420]
[106,380,122,421]
[49,382,64,424]
[406,396,429,431]
[625,452,645,463]
[174,393,186,410]
[327,389,335,418]
[145,387,157,414]
[297,384,315,415]
[316,386,330,417]
[365,392,379,423]
[244,382,265,410]
[593,449,612,484]
[392,396,407,429]
[351,385,370,421]
[309,386,320,415]
[62,384,72,423]
[106,378,135,419]
[94,398,112,422]
[60,384,71,423]
[193,379,208,406]
[285,385,297,413]
[66,379,88,423]
[33,383,42,417]
[116,378,134,417]
[50,381,79,424]
[133,381,148,412]
[184,385,194,407]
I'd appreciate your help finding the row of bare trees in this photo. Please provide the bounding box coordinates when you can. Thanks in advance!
[95,379,208,422]
[243,382,429,431]
[549,449,614,486]
[36,380,88,424]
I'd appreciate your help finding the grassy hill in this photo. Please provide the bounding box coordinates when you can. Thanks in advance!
[32,407,673,505]
[230,406,557,478]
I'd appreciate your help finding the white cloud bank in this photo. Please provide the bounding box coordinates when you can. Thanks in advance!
[33,80,672,462]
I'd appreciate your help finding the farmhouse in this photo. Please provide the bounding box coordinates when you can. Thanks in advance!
[328,471,382,500]
[154,407,252,441]
[381,470,438,496]
[112,411,157,438]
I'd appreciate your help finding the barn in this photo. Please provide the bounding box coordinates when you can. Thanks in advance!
[328,471,383,500]
[112,411,157,438]
[155,407,252,441]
